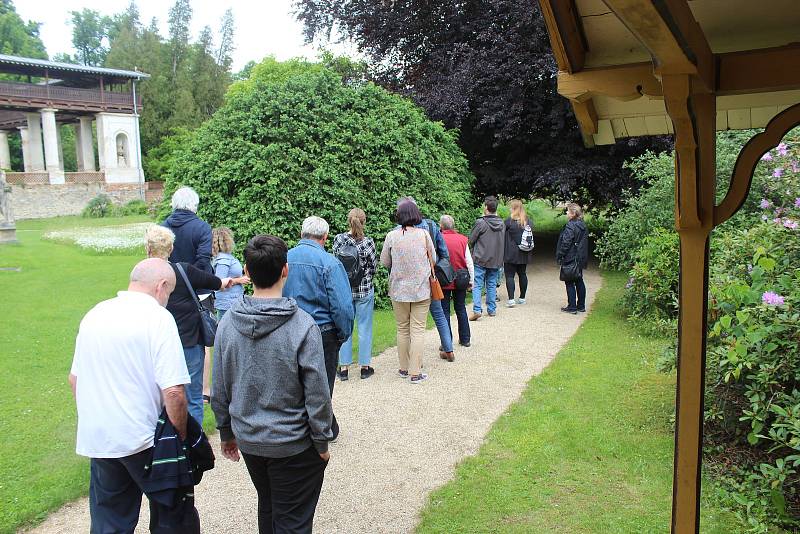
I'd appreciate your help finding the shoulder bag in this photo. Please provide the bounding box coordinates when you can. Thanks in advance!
[175,263,218,347]
[424,234,444,301]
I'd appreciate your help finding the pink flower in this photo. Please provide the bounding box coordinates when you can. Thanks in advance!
[795,197,800,208]
[762,291,785,306]
[776,143,789,157]
[792,161,799,173]
[760,199,771,209]
[773,168,784,178]
[773,217,782,224]
[783,219,799,230]
[761,152,774,161]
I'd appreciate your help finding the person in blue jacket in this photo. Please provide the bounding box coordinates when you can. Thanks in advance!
[163,186,213,275]
[283,215,354,439]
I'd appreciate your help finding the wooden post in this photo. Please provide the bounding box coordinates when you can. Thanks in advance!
[663,75,717,534]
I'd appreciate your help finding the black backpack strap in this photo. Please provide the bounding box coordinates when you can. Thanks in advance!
[175,263,204,313]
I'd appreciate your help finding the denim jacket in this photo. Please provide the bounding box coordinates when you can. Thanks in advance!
[212,253,244,312]
[283,239,354,341]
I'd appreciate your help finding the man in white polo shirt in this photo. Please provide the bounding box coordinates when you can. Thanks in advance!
[69,258,199,533]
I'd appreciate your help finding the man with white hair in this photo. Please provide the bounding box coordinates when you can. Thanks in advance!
[69,258,200,532]
[283,216,354,439]
[163,186,213,274]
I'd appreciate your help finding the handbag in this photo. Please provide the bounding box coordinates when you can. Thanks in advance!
[426,245,444,301]
[559,260,582,282]
[453,268,470,290]
[426,220,455,286]
[175,263,218,347]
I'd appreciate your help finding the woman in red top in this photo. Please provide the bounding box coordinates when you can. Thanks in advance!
[439,215,475,348]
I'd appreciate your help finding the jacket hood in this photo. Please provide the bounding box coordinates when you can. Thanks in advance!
[483,214,505,232]
[227,296,298,340]
[165,209,198,228]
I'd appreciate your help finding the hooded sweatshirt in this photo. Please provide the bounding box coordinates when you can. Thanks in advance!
[163,209,213,275]
[210,296,334,457]
[468,214,506,269]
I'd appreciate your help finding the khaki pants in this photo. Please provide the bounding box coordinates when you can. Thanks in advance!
[392,299,430,376]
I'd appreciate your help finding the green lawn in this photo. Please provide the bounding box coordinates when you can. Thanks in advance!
[416,271,746,533]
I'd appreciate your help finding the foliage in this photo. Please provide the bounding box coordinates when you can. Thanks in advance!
[294,0,671,207]
[418,272,745,533]
[161,59,477,308]
[81,196,147,219]
[0,0,47,60]
[621,228,679,335]
[69,9,111,66]
[143,128,193,181]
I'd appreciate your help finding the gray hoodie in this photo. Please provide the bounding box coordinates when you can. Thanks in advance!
[468,214,506,269]
[211,296,334,457]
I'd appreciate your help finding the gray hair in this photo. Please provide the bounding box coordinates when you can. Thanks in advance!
[170,186,200,212]
[440,214,455,230]
[396,196,416,207]
[301,216,330,240]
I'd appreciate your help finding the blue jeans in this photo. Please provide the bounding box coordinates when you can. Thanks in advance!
[442,288,470,345]
[430,298,454,352]
[565,277,587,311]
[183,344,205,426]
[472,265,499,314]
[339,290,375,367]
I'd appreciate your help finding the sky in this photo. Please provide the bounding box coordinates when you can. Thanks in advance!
[16,0,356,71]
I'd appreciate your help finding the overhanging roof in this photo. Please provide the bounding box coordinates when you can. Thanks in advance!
[540,0,800,145]
[0,54,149,87]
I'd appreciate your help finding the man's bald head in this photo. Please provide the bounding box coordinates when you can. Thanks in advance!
[129,258,176,307]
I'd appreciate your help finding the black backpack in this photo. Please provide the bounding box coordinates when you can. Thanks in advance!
[336,240,365,288]
[426,220,455,286]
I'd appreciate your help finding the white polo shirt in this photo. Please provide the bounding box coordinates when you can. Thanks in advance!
[71,291,190,458]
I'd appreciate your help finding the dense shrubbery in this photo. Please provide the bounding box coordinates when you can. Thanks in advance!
[82,196,148,218]
[161,58,477,309]
[600,129,800,530]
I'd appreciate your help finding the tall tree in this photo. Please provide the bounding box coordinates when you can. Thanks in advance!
[216,8,234,70]
[107,1,140,43]
[294,0,670,207]
[0,0,47,59]
[167,0,192,79]
[69,9,110,66]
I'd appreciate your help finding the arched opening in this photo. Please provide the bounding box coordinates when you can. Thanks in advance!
[115,132,129,168]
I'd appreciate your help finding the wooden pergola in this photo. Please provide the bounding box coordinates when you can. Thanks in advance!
[537,1,800,532]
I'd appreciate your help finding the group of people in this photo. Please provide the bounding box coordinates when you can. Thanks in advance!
[68,187,589,533]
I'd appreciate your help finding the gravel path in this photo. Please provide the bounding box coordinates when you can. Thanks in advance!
[28,240,601,534]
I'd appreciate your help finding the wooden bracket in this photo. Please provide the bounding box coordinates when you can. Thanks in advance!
[714,103,800,226]
[662,74,700,228]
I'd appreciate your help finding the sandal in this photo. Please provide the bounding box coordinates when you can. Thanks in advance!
[202,394,210,404]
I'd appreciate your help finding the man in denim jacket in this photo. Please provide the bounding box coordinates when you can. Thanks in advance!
[283,216,354,438]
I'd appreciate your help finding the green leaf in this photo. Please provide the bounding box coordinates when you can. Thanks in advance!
[747,432,759,445]
[735,310,750,324]
[771,489,787,517]
[720,316,732,329]
[757,257,776,272]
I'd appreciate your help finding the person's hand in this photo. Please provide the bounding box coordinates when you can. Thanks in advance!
[220,277,233,289]
[221,439,240,462]
[235,276,250,285]
[319,451,330,461]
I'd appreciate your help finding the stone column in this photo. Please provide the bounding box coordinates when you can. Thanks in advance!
[95,113,105,170]
[73,123,84,171]
[18,127,31,171]
[24,113,45,171]
[56,123,64,171]
[40,109,64,183]
[78,117,95,171]
[0,131,10,170]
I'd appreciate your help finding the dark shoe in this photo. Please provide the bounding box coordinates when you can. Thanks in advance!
[487,311,497,317]
[410,373,429,384]
[577,307,586,313]
[360,366,375,380]
[338,368,349,381]
[560,306,578,315]
[439,351,455,362]
[202,394,210,404]
[459,340,471,347]
[398,369,409,378]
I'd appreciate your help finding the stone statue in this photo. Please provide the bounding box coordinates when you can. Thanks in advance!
[117,140,127,167]
[0,171,13,226]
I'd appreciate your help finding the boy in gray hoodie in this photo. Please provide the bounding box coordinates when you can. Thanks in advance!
[211,234,333,534]
[468,195,506,319]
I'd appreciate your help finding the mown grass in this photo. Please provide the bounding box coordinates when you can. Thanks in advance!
[416,271,746,533]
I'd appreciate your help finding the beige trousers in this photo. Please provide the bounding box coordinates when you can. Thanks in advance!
[392,298,430,376]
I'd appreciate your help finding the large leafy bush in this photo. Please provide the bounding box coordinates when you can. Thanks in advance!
[161,58,477,308]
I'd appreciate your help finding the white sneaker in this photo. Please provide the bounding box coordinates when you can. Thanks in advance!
[516,298,526,305]
[410,373,429,384]
[506,299,515,308]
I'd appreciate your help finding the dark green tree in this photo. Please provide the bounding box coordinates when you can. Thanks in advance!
[167,0,192,80]
[69,9,110,66]
[0,0,47,59]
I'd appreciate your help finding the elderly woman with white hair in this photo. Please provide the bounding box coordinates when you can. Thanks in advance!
[145,224,234,426]
[163,186,213,275]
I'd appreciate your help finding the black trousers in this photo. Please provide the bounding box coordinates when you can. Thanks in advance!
[442,288,470,345]
[242,446,328,534]
[89,448,200,534]
[321,329,341,438]
[504,262,529,300]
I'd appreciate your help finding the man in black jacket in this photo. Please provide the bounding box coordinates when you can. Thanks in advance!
[163,186,213,275]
